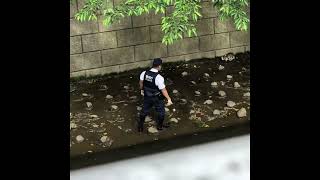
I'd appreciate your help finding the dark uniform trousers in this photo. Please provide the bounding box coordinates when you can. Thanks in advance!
[139,95,165,129]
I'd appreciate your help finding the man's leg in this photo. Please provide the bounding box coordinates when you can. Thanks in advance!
[154,97,168,130]
[138,96,153,132]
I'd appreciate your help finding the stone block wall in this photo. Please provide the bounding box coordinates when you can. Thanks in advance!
[70,0,250,78]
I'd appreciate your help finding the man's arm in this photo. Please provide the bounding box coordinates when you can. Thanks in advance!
[139,80,143,90]
[139,71,146,96]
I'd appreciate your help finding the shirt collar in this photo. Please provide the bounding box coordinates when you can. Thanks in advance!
[150,68,159,72]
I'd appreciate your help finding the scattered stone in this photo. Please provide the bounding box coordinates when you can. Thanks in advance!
[190,110,195,114]
[100,136,109,143]
[173,108,176,112]
[170,118,178,123]
[165,107,170,112]
[86,102,93,108]
[204,73,210,77]
[219,91,226,97]
[92,124,99,128]
[227,75,233,79]
[76,135,84,143]
[213,109,221,115]
[125,129,132,133]
[243,92,250,97]
[173,90,178,94]
[106,95,113,99]
[90,114,98,118]
[195,91,201,95]
[180,99,187,104]
[101,85,107,89]
[137,106,142,111]
[82,93,89,97]
[148,127,159,133]
[227,101,236,107]
[218,65,225,70]
[111,105,118,110]
[204,100,213,105]
[87,150,93,153]
[191,81,196,85]
[220,81,226,86]
[182,71,188,76]
[70,123,77,129]
[124,86,129,90]
[234,82,241,88]
[237,108,247,118]
[145,116,152,122]
[118,126,122,130]
[221,53,235,61]
[129,96,137,99]
[211,82,218,86]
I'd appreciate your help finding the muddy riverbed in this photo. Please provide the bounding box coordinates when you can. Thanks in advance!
[70,52,250,158]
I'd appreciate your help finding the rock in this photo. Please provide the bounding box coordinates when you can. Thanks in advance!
[87,150,93,153]
[111,105,118,110]
[100,136,109,143]
[90,114,98,118]
[181,71,188,76]
[117,126,122,130]
[76,135,84,143]
[213,109,221,115]
[173,89,178,94]
[195,91,201,95]
[227,101,236,107]
[82,93,89,97]
[145,116,152,122]
[148,127,159,133]
[237,108,247,118]
[234,82,241,88]
[100,136,113,146]
[86,102,93,108]
[170,118,178,123]
[180,99,187,104]
[106,95,113,99]
[204,100,213,105]
[243,92,250,97]
[92,124,99,128]
[204,73,210,77]
[227,75,233,79]
[137,106,142,111]
[129,96,137,99]
[220,81,225,86]
[173,108,176,112]
[191,81,196,85]
[125,129,132,133]
[70,123,77,129]
[165,107,170,112]
[218,91,226,97]
[211,82,218,86]
[124,86,129,90]
[190,110,195,114]
[218,65,225,70]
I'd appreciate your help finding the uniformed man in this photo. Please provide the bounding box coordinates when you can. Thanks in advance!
[138,58,173,132]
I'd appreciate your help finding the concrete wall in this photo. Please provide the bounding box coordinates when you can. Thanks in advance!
[70,0,250,78]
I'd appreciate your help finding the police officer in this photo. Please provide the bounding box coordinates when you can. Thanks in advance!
[138,58,173,132]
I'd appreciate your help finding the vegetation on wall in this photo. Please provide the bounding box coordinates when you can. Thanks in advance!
[72,0,249,45]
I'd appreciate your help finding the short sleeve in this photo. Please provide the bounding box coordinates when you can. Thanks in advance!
[140,71,146,80]
[155,75,165,90]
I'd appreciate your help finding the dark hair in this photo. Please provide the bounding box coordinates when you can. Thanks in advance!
[152,58,162,67]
